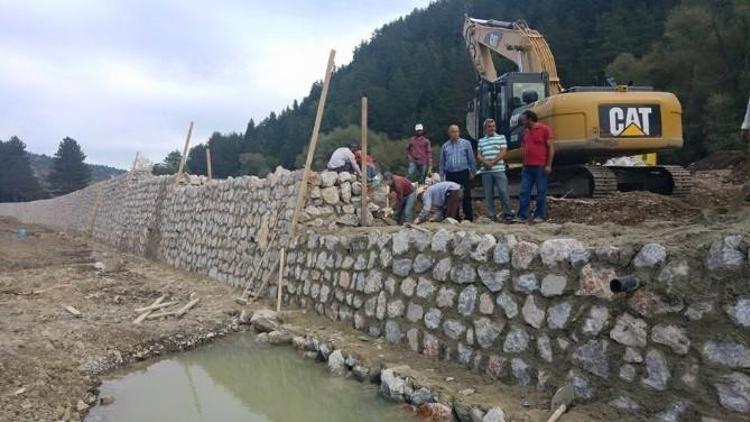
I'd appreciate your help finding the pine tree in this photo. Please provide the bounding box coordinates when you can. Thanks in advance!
[152,150,185,175]
[47,137,91,195]
[0,137,46,202]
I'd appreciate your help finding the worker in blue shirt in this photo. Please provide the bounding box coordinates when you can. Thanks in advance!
[439,124,475,221]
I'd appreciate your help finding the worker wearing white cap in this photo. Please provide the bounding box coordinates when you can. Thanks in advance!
[406,123,432,184]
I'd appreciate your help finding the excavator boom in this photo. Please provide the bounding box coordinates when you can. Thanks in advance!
[463,17,562,94]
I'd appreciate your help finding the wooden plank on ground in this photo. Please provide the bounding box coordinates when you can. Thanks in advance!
[175,298,200,318]
[64,305,82,318]
[132,296,166,324]
[134,301,177,313]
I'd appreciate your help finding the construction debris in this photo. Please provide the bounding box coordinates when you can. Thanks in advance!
[63,305,82,318]
[132,296,166,325]
[175,298,200,318]
[134,301,178,313]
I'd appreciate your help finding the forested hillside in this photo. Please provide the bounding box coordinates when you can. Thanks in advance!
[28,153,124,190]
[186,0,750,177]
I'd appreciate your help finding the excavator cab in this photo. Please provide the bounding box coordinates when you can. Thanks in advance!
[466,72,548,145]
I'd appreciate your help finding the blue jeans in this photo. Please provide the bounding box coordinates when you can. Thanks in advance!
[481,171,513,219]
[395,191,416,225]
[407,162,427,183]
[517,166,548,220]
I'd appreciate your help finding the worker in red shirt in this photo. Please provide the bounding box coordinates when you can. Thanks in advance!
[384,172,416,225]
[355,149,378,181]
[515,110,555,223]
[406,124,432,183]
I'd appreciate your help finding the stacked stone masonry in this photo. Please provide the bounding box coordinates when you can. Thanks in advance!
[1,170,749,420]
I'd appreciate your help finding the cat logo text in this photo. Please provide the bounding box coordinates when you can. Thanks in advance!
[599,105,662,138]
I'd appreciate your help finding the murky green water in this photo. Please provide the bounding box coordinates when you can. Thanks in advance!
[86,335,411,422]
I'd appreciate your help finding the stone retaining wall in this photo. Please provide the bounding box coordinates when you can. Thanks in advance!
[1,171,749,420]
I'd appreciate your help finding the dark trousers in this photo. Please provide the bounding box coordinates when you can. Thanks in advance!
[443,190,463,220]
[445,169,473,221]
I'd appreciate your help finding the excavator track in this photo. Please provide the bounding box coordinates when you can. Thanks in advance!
[659,165,693,197]
[607,165,693,197]
[582,165,618,198]
[477,164,691,199]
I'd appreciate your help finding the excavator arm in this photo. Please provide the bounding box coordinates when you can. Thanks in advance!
[463,17,562,94]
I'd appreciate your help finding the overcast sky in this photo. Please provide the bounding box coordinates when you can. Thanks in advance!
[0,0,431,168]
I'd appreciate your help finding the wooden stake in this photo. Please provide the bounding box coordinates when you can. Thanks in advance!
[128,151,140,181]
[175,298,200,318]
[360,96,369,226]
[276,248,285,312]
[176,121,194,182]
[289,49,336,237]
[134,301,177,313]
[206,147,213,179]
[147,310,177,319]
[87,184,104,237]
[130,152,140,172]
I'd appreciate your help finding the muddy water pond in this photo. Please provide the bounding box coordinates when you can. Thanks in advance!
[86,335,412,422]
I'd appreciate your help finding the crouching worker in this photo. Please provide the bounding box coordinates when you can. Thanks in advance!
[384,172,416,225]
[415,181,462,223]
[327,144,362,176]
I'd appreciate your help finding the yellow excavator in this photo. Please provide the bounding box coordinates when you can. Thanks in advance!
[463,17,692,197]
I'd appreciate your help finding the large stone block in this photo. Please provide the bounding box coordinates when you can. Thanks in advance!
[511,241,539,269]
[576,264,616,300]
[609,313,648,348]
[458,285,478,316]
[571,339,610,379]
[633,243,667,268]
[702,341,750,368]
[474,317,504,349]
[707,235,745,271]
[450,262,477,284]
[539,239,584,268]
[478,266,509,292]
[521,296,545,329]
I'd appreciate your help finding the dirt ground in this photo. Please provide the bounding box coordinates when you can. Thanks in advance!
[0,218,242,421]
[0,216,636,422]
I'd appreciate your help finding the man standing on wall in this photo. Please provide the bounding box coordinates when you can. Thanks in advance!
[406,124,432,184]
[515,110,554,223]
[439,124,475,221]
[477,118,514,222]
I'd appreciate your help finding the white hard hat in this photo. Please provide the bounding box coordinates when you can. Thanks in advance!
[414,123,424,131]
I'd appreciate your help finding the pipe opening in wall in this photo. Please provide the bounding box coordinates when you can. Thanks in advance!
[610,275,640,293]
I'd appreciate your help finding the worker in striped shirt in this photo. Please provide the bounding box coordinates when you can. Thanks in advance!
[477,118,514,221]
